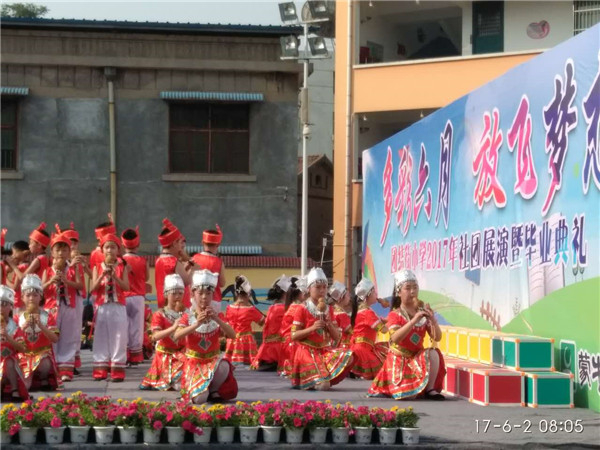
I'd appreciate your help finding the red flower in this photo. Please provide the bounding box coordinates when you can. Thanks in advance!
[9,423,21,436]
[25,412,34,422]
[153,420,163,430]
[50,416,62,428]
[293,417,302,428]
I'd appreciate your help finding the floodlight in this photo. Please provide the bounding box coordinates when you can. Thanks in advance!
[307,1,330,20]
[278,2,298,23]
[280,35,300,58]
[308,36,329,57]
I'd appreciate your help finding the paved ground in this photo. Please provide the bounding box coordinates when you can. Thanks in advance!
[2,349,589,448]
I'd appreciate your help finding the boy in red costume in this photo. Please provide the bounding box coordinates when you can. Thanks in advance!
[191,225,226,314]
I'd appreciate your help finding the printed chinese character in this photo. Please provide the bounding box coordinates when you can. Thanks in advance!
[471,232,481,270]
[507,95,538,199]
[394,146,413,236]
[497,226,509,268]
[419,240,427,270]
[582,53,600,194]
[483,228,496,269]
[539,220,552,266]
[542,59,578,216]
[578,350,592,388]
[436,121,453,228]
[397,245,405,271]
[473,108,507,210]
[572,214,588,268]
[411,242,419,270]
[413,143,432,225]
[525,222,537,266]
[459,233,470,271]
[591,354,600,392]
[379,147,394,246]
[511,223,524,267]
[449,235,458,271]
[554,216,569,266]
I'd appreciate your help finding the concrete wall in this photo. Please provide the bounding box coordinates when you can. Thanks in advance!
[306,58,334,158]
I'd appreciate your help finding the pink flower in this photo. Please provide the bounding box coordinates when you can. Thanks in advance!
[293,417,302,428]
[25,412,34,422]
[50,416,62,428]
[153,420,163,430]
[9,423,21,436]
[166,411,174,422]
[259,415,265,425]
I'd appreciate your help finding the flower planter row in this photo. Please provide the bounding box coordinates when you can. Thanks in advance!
[0,424,420,445]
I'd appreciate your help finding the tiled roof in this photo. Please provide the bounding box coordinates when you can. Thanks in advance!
[297,155,324,174]
[160,91,264,102]
[1,86,29,96]
[143,255,315,269]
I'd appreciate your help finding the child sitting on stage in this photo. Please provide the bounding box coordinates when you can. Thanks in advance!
[224,275,265,365]
[140,274,186,391]
[174,270,238,404]
[328,281,352,349]
[278,276,307,377]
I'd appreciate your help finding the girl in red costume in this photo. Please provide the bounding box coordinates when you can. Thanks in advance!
[368,269,445,400]
[140,274,186,391]
[290,268,354,391]
[0,285,29,400]
[327,281,352,349]
[277,276,307,377]
[251,275,290,371]
[224,275,264,365]
[174,270,238,404]
[350,278,389,380]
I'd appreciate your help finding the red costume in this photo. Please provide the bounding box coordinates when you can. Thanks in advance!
[155,254,191,309]
[122,250,147,364]
[10,262,29,311]
[278,302,302,377]
[350,305,388,379]
[1,317,29,399]
[43,265,79,318]
[139,308,185,390]
[251,302,285,368]
[332,306,352,348]
[368,309,445,399]
[224,303,263,365]
[191,252,223,301]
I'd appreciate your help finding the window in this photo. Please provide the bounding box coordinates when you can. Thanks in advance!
[574,1,600,35]
[169,103,249,173]
[1,99,18,170]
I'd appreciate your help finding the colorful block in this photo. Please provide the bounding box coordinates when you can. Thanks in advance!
[493,335,554,371]
[525,372,574,408]
[478,332,493,364]
[467,331,480,362]
[469,368,525,407]
[457,330,469,360]
[437,330,448,354]
[456,362,489,399]
[446,328,459,357]
[443,359,461,397]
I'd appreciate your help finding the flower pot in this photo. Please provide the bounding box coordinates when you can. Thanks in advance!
[117,426,139,444]
[18,427,38,445]
[94,425,115,445]
[284,427,304,444]
[44,426,66,444]
[239,426,259,444]
[0,431,11,444]
[353,426,373,444]
[193,426,211,443]
[332,427,350,444]
[68,425,90,443]
[166,426,185,444]
[216,426,235,444]
[309,427,328,444]
[401,427,420,445]
[261,425,282,444]
[378,427,398,445]
[143,427,162,444]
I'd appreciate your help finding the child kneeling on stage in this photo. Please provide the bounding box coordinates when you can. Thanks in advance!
[174,270,238,404]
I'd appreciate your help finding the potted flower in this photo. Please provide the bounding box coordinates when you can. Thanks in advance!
[236,402,260,444]
[90,403,117,445]
[304,401,329,444]
[210,404,238,444]
[280,401,308,444]
[139,401,167,444]
[399,406,420,444]
[255,401,283,444]
[372,407,399,445]
[62,404,93,444]
[113,400,142,444]
[14,400,44,444]
[187,406,212,444]
[1,404,20,443]
[329,403,352,444]
[37,404,66,445]
[163,402,189,444]
[347,405,374,444]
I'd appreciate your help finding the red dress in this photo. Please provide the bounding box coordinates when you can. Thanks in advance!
[290,301,354,389]
[179,313,237,402]
[350,306,388,379]
[155,254,191,309]
[332,306,352,349]
[251,302,285,368]
[9,262,29,311]
[191,252,223,301]
[139,308,185,390]
[278,302,302,377]
[0,317,29,399]
[18,310,62,390]
[224,303,263,365]
[368,309,445,399]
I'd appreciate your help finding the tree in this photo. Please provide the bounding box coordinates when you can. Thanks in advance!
[1,3,48,18]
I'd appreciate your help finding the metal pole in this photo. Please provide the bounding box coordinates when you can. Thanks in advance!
[108,80,117,224]
[301,22,309,276]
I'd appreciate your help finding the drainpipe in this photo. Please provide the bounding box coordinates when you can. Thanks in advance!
[343,0,353,287]
[105,67,117,224]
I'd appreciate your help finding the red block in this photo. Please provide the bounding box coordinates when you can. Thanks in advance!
[470,368,525,406]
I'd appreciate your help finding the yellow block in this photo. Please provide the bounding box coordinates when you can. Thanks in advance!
[468,332,480,362]
[447,328,459,356]
[479,332,493,364]
[458,330,469,360]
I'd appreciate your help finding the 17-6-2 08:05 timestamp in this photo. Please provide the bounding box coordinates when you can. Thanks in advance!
[475,419,584,433]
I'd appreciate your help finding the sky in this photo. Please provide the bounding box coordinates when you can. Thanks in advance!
[31,0,284,25]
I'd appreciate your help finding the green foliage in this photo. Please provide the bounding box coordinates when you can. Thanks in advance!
[1,3,49,18]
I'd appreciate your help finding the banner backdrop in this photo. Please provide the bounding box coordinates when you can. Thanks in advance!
[362,24,599,410]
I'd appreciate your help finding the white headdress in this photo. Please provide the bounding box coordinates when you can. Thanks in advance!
[163,274,185,294]
[275,275,292,292]
[22,274,43,294]
[394,269,418,292]
[235,275,252,296]
[328,280,347,302]
[355,278,375,301]
[192,269,219,290]
[306,267,327,287]
[0,285,15,305]
[292,276,308,294]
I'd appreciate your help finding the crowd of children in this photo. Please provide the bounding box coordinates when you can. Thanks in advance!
[0,218,445,403]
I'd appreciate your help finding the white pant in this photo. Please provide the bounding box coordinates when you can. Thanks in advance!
[93,303,127,374]
[125,295,145,355]
[55,304,80,374]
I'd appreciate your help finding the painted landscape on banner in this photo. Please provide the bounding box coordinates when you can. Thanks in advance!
[362,24,600,410]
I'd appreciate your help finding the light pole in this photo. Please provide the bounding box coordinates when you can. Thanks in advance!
[278,1,333,276]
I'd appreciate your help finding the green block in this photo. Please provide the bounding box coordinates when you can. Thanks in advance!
[503,340,517,367]
[526,372,573,408]
[519,341,553,370]
[492,337,504,365]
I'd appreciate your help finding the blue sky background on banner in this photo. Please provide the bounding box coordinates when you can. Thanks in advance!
[363,24,599,326]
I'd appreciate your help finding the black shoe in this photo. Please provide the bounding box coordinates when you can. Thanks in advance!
[424,391,445,401]
[73,368,81,376]
[256,362,277,372]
